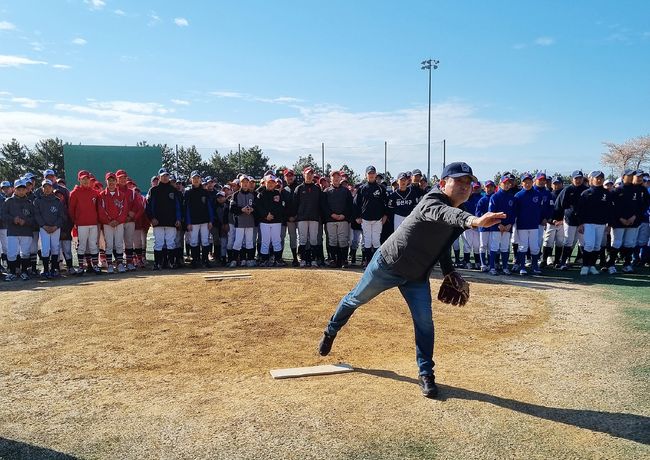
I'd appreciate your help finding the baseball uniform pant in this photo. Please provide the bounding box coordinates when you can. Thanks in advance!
[153,226,176,251]
[361,219,382,249]
[77,224,99,256]
[488,231,511,252]
[7,236,32,262]
[0,229,7,256]
[103,224,125,263]
[543,223,565,248]
[515,228,540,255]
[611,227,639,249]
[583,224,606,252]
[462,228,480,253]
[233,227,254,250]
[189,223,210,247]
[260,223,282,254]
[326,221,350,247]
[39,228,61,258]
[298,221,319,246]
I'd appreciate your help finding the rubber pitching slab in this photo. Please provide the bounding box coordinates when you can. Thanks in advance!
[270,363,354,379]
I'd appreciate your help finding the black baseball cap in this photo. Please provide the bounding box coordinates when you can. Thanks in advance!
[397,172,408,180]
[412,169,422,176]
[441,162,477,182]
[366,165,377,174]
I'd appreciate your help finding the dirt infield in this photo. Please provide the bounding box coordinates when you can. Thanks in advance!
[0,269,648,459]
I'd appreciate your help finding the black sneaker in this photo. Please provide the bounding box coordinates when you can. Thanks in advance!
[419,374,439,398]
[318,331,336,356]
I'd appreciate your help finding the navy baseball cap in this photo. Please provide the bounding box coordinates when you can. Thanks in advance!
[366,165,377,174]
[521,173,533,181]
[634,170,645,177]
[150,175,158,182]
[42,179,53,186]
[412,169,423,176]
[158,168,170,176]
[190,170,201,178]
[0,180,11,188]
[552,177,563,184]
[535,172,547,180]
[484,180,495,187]
[397,172,408,180]
[169,174,177,182]
[604,179,614,185]
[589,170,604,178]
[571,170,584,178]
[441,162,477,182]
[622,169,635,177]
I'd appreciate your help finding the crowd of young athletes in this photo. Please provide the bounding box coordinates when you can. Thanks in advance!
[1,164,649,282]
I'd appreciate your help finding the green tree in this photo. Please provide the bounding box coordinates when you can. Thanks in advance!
[0,138,30,180]
[339,164,360,185]
[238,145,271,178]
[293,154,321,175]
[176,145,204,178]
[27,138,66,177]
[207,149,238,184]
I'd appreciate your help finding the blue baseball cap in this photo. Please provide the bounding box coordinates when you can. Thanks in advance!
[158,168,170,176]
[535,172,547,180]
[484,180,495,187]
[43,169,56,177]
[0,180,11,188]
[521,173,533,181]
[190,170,201,178]
[14,179,26,188]
[441,162,477,182]
[622,169,635,177]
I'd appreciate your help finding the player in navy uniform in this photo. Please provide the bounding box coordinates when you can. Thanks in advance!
[554,170,588,270]
[354,166,388,267]
[513,173,543,275]
[387,172,418,231]
[488,175,516,275]
[575,171,612,275]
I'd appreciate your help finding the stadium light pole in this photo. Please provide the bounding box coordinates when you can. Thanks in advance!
[421,59,439,180]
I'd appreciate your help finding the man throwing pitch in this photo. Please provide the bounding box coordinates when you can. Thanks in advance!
[318,162,506,398]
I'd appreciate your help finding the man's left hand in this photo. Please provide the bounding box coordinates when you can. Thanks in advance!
[437,272,470,306]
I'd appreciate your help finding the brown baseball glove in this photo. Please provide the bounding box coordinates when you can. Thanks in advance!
[437,271,470,306]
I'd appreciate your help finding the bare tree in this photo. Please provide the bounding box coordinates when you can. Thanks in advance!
[601,135,650,173]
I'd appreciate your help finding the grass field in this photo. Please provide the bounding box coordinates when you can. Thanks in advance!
[0,265,649,459]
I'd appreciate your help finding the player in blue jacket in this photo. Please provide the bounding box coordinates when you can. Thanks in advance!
[487,175,516,275]
[476,180,496,271]
[513,173,543,275]
[533,173,553,268]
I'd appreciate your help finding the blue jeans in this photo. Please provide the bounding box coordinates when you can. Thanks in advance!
[326,248,435,375]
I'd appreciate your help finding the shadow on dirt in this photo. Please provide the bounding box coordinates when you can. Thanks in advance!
[356,368,650,445]
[0,437,78,460]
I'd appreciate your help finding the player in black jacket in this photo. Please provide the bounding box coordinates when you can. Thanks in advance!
[255,175,286,266]
[184,171,214,268]
[554,170,588,269]
[574,171,612,275]
[293,167,322,267]
[145,168,182,270]
[321,170,353,268]
[354,166,388,267]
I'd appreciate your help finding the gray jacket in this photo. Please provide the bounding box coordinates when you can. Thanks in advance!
[34,193,65,228]
[230,190,256,228]
[2,194,36,237]
[380,188,474,281]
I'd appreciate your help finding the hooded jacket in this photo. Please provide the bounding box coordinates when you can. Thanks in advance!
[68,185,99,226]
[34,193,65,228]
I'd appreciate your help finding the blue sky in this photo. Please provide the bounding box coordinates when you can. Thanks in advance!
[0,0,648,180]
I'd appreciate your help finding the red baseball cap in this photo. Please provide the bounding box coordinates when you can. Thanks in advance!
[115,169,128,178]
[303,167,314,174]
[105,172,116,181]
[284,169,295,176]
[77,170,90,180]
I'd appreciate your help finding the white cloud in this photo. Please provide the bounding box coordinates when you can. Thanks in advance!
[84,0,106,10]
[0,54,47,67]
[0,21,16,30]
[512,43,526,50]
[52,64,71,70]
[210,91,304,105]
[0,98,544,179]
[534,36,555,46]
[114,9,126,16]
[11,97,49,109]
[174,17,189,27]
[30,41,44,51]
[72,37,87,45]
[148,11,161,26]
[171,99,190,106]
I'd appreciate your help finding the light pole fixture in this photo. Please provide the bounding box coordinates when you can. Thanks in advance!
[421,58,439,180]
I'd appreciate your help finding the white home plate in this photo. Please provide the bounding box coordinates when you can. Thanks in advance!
[270,363,354,379]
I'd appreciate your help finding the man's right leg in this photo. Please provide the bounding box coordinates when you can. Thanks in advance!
[322,249,404,354]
